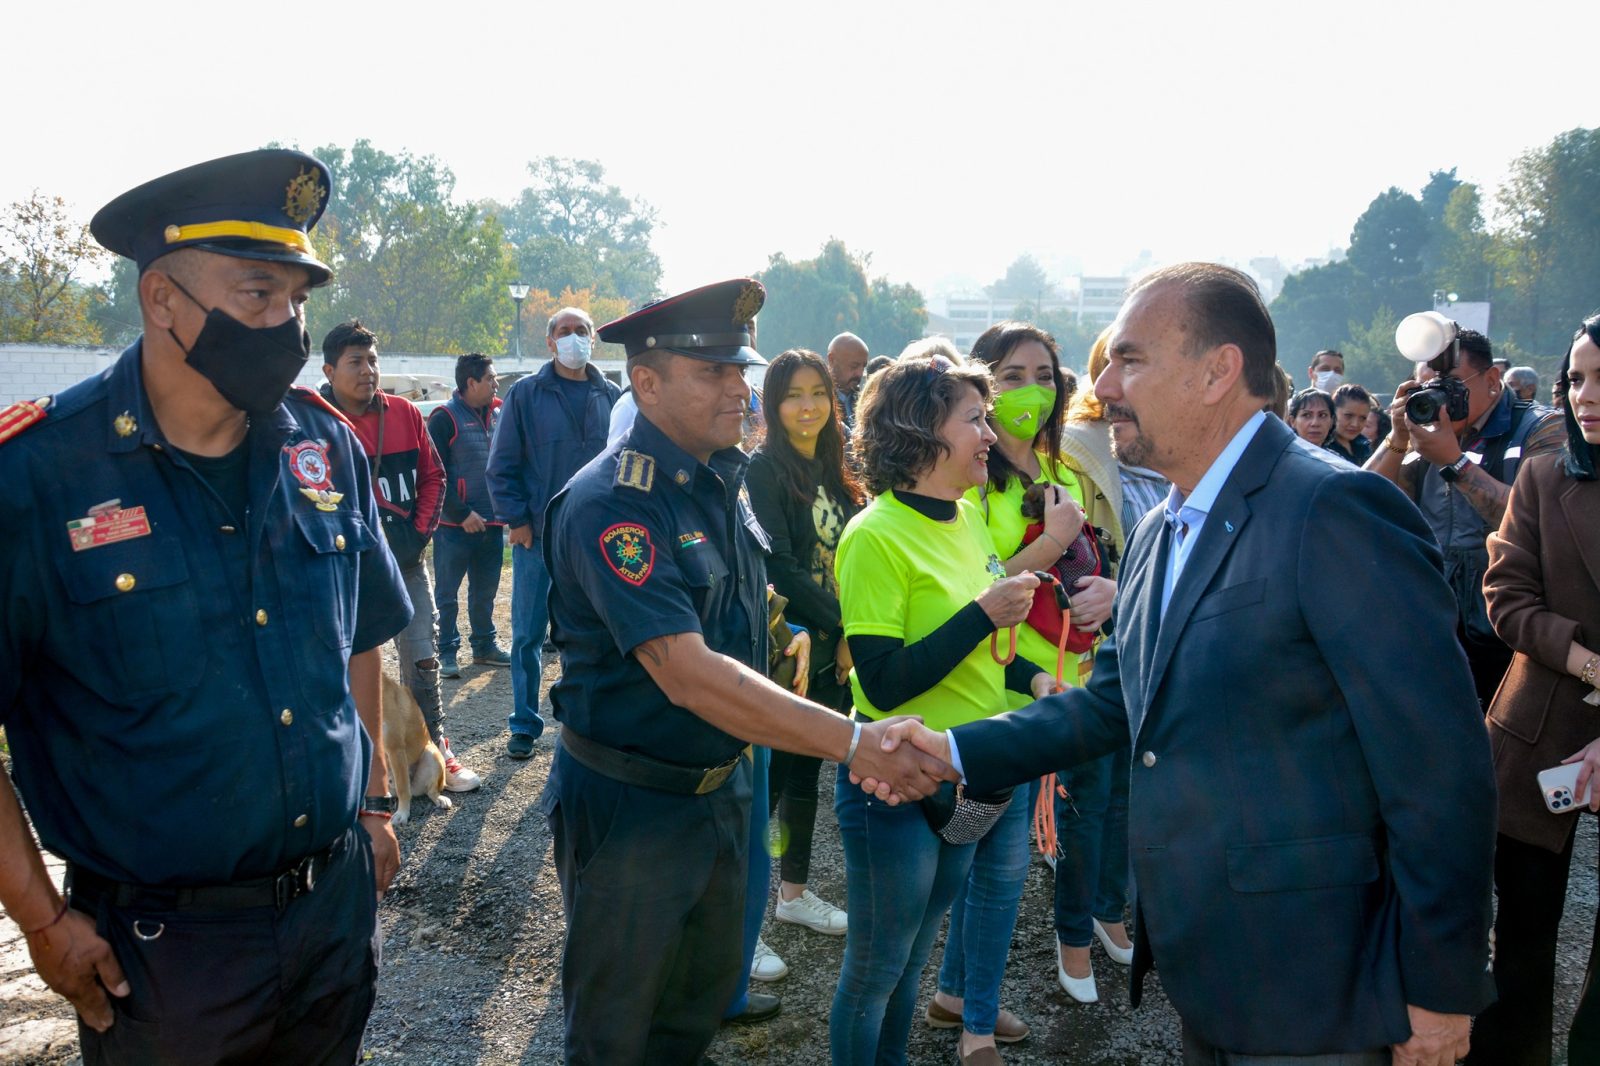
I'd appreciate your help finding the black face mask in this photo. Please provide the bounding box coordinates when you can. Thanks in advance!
[167,279,310,417]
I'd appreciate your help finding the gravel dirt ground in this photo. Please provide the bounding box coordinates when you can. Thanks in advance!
[4,569,1600,1064]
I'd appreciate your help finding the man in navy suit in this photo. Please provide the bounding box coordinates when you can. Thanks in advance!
[870,263,1496,1064]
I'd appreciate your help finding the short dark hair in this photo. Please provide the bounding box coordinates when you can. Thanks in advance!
[1332,382,1372,410]
[322,320,376,364]
[1311,349,1344,368]
[456,353,494,393]
[1129,263,1277,399]
[1289,387,1335,422]
[1424,328,1492,377]
[1454,329,1494,372]
[854,356,993,496]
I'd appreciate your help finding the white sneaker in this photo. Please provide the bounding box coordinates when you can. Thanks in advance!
[774,889,848,935]
[440,736,482,793]
[751,937,788,982]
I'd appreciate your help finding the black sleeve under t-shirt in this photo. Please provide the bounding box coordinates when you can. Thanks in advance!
[850,489,1044,711]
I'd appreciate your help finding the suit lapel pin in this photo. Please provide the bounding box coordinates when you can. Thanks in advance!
[1224,521,1235,533]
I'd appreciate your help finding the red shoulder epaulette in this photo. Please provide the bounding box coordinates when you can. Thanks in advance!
[286,385,359,435]
[0,396,51,446]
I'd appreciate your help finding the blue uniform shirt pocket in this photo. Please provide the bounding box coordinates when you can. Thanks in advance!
[292,510,378,651]
[52,535,202,700]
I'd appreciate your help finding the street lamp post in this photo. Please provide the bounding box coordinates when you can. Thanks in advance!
[508,282,531,366]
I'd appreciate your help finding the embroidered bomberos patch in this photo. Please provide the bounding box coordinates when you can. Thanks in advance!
[600,523,654,585]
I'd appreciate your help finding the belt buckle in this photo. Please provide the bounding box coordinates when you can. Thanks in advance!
[695,758,736,795]
[275,855,318,910]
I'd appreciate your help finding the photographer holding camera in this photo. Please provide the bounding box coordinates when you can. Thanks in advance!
[1366,326,1564,708]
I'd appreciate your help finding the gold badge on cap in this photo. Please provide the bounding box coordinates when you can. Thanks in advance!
[731,283,762,327]
[284,167,326,226]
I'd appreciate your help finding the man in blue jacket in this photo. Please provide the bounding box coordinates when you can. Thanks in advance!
[427,353,509,678]
[487,306,622,758]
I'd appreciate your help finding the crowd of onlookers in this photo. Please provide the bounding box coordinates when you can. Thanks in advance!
[332,302,1600,1066]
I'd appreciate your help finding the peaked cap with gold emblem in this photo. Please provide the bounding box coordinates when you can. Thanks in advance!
[90,149,333,285]
[597,278,766,366]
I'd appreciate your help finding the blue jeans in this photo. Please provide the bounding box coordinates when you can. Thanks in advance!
[831,765,976,1066]
[936,788,1033,1034]
[1052,746,1131,947]
[432,525,503,656]
[508,541,550,738]
[724,747,771,1018]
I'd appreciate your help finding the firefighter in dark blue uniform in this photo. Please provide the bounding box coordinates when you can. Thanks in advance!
[541,279,950,1064]
[0,150,411,1065]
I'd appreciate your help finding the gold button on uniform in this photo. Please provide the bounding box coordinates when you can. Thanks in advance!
[293,814,308,828]
[335,534,346,550]
[114,573,135,592]
[256,609,268,626]
[1142,751,1158,768]
[280,708,294,726]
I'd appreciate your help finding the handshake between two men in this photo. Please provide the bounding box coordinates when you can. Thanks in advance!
[847,718,957,803]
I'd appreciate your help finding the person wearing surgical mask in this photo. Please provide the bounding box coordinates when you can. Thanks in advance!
[1308,348,1344,394]
[485,306,622,758]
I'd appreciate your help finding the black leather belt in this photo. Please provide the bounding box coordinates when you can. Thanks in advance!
[67,831,349,913]
[559,728,750,796]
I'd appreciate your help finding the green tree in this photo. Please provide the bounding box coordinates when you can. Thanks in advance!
[755,240,926,358]
[1270,260,1360,371]
[1347,187,1431,317]
[1420,168,1462,227]
[494,158,661,306]
[0,191,107,343]
[986,254,1057,302]
[294,140,515,353]
[1434,183,1492,300]
[1340,305,1408,393]
[1492,127,1600,357]
[91,257,142,348]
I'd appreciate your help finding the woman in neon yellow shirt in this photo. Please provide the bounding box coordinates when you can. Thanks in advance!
[962,321,1129,1011]
[830,355,1050,1066]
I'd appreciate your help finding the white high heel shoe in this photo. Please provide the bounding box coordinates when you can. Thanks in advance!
[1057,954,1098,1003]
[1092,918,1134,966]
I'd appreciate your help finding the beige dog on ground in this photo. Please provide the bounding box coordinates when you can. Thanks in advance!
[381,672,452,825]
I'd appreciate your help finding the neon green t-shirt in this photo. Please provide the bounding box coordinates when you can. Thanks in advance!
[966,456,1087,708]
[837,491,1007,731]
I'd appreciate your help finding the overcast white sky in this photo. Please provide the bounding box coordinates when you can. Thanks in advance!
[7,0,1592,305]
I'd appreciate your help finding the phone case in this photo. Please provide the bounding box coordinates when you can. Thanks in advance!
[1537,763,1592,814]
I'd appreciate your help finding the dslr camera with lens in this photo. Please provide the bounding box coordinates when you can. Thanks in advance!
[1394,310,1472,425]
[1404,376,1471,425]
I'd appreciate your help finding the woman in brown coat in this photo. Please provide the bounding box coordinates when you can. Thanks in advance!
[1469,313,1600,1066]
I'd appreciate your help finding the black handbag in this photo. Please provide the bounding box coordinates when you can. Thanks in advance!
[921,781,1014,845]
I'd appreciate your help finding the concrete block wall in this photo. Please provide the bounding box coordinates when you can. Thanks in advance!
[1,345,633,410]
[0,345,121,406]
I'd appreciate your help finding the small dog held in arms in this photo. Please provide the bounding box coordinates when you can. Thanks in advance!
[380,672,452,825]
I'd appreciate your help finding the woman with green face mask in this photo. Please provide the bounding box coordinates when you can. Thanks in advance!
[949,322,1129,1023]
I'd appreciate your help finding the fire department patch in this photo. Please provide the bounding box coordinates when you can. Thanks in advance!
[600,523,654,585]
[285,440,332,490]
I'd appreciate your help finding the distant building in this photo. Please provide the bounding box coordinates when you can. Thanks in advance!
[1248,257,1289,303]
[934,292,1075,353]
[927,276,1129,351]
[1076,276,1129,327]
[1434,292,1492,337]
